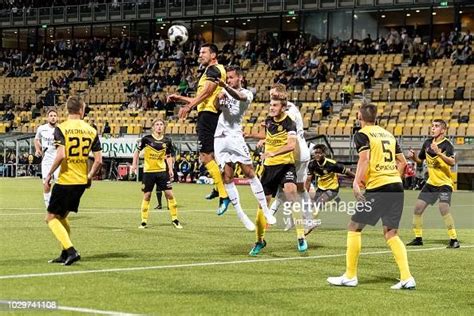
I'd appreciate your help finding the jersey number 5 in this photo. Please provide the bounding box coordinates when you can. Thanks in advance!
[69,137,92,157]
[381,140,393,162]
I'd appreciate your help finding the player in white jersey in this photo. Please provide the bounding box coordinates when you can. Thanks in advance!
[34,109,60,207]
[268,84,316,234]
[214,66,276,230]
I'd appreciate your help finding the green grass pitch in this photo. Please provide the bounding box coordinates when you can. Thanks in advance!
[0,178,473,315]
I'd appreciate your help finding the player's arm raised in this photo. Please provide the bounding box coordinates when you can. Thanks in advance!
[218,79,248,101]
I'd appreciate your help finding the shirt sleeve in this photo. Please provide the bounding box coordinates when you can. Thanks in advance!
[137,136,146,151]
[307,161,315,176]
[166,138,174,156]
[442,141,455,158]
[244,90,253,103]
[91,134,101,152]
[354,132,370,153]
[205,65,222,82]
[285,117,297,136]
[53,127,65,147]
[332,162,346,174]
[395,140,402,155]
[35,126,42,140]
[418,139,429,160]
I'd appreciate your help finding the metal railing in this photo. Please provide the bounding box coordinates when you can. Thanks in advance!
[1,0,463,28]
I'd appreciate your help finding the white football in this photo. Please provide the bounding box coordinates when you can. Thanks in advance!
[168,25,188,45]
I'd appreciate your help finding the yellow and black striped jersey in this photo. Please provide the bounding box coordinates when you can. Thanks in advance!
[138,134,174,173]
[197,64,226,113]
[354,125,402,190]
[307,158,346,190]
[418,137,454,188]
[54,119,101,185]
[264,114,297,166]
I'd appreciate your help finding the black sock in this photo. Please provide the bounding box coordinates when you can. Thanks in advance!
[156,191,162,206]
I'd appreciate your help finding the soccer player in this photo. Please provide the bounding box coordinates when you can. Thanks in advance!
[305,144,355,206]
[268,84,313,233]
[131,119,182,229]
[327,103,415,289]
[249,96,308,256]
[213,66,276,230]
[44,96,102,266]
[167,43,230,214]
[406,119,460,248]
[35,109,60,207]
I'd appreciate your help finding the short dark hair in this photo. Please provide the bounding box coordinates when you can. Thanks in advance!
[433,119,447,129]
[201,43,218,54]
[270,96,287,107]
[359,103,377,123]
[226,65,243,76]
[314,144,327,154]
[66,96,84,115]
[47,109,57,115]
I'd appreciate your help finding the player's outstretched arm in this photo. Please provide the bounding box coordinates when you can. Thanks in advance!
[219,79,248,101]
[345,168,356,178]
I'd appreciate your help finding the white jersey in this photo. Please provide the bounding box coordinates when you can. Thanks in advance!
[286,102,310,162]
[35,124,57,162]
[214,88,253,137]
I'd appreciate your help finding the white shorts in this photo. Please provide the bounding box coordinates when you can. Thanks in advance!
[295,159,309,184]
[41,160,60,183]
[214,135,252,168]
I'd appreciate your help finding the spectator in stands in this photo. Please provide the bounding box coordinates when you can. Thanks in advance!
[414,73,425,88]
[2,109,14,131]
[349,61,359,76]
[321,92,333,118]
[90,119,98,131]
[342,83,354,104]
[103,121,111,134]
[390,66,401,87]
[363,65,374,89]
[461,30,472,45]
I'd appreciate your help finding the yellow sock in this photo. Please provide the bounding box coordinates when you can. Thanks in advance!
[255,207,266,242]
[141,199,150,223]
[58,218,71,249]
[443,213,457,239]
[48,218,73,250]
[168,197,178,221]
[413,214,423,238]
[293,211,305,239]
[345,231,361,279]
[387,236,412,281]
[205,160,228,199]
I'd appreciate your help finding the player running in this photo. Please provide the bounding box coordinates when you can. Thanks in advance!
[45,96,102,266]
[167,43,230,214]
[305,144,355,207]
[131,119,182,229]
[268,84,313,233]
[327,103,415,289]
[213,66,276,230]
[35,109,60,207]
[406,119,460,248]
[249,95,308,256]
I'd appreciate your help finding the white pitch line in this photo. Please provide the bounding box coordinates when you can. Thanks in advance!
[56,305,141,315]
[0,245,472,281]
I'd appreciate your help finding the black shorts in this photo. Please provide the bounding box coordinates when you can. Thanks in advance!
[314,188,339,202]
[197,111,219,154]
[47,184,87,217]
[142,171,172,193]
[418,183,453,206]
[260,164,296,197]
[351,182,404,229]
